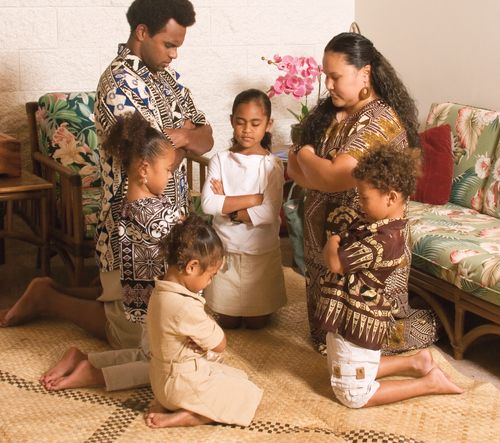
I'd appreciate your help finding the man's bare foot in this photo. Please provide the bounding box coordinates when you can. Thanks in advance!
[0,309,10,325]
[426,367,464,395]
[145,408,212,428]
[44,359,105,391]
[0,277,53,327]
[409,349,436,377]
[40,347,87,388]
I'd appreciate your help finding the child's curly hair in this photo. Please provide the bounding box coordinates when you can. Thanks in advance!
[352,144,421,198]
[160,215,225,271]
[102,112,173,170]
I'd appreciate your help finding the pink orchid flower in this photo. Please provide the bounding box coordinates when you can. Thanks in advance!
[262,53,323,122]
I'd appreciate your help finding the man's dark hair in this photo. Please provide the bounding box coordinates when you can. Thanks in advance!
[127,0,196,36]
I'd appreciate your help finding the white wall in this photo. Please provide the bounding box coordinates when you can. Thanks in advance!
[0,0,354,165]
[355,0,500,125]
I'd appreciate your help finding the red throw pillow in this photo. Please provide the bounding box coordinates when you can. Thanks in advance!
[412,124,453,205]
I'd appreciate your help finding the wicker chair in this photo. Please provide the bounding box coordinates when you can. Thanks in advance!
[26,94,208,285]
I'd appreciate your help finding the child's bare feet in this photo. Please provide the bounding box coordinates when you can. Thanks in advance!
[145,407,212,428]
[143,400,165,420]
[426,367,464,395]
[0,277,53,326]
[40,347,87,388]
[44,359,105,391]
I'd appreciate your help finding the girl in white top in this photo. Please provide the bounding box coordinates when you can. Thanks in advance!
[202,89,286,329]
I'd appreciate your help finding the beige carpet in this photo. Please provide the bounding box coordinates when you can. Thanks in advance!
[0,267,499,443]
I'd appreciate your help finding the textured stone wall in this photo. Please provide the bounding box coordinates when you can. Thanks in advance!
[0,0,354,166]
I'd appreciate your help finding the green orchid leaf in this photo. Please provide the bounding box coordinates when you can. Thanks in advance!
[287,108,302,122]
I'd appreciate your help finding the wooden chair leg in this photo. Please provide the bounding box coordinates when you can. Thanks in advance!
[74,256,85,286]
[0,202,5,265]
[39,194,50,276]
[454,306,465,360]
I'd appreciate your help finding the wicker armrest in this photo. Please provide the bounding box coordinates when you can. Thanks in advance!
[32,151,85,243]
[32,152,82,185]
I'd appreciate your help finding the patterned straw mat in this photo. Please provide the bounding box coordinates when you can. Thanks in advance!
[0,267,498,443]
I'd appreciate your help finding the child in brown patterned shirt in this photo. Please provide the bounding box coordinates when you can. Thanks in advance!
[318,145,463,408]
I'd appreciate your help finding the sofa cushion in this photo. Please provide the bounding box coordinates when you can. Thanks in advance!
[36,92,101,189]
[482,138,500,218]
[413,124,453,205]
[36,92,101,238]
[426,103,500,212]
[408,200,500,307]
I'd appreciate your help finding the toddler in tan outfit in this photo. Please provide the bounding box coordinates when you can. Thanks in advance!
[145,216,263,428]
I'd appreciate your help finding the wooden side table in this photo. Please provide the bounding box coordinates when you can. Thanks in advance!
[0,171,53,274]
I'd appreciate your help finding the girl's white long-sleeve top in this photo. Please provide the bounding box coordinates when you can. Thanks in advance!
[201,151,284,255]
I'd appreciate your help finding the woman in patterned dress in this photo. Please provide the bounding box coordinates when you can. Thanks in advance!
[287,32,438,354]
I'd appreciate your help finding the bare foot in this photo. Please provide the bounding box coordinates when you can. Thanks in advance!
[45,359,105,391]
[409,349,436,377]
[426,367,464,395]
[40,347,87,388]
[145,408,212,428]
[0,308,10,325]
[143,400,166,420]
[0,277,54,327]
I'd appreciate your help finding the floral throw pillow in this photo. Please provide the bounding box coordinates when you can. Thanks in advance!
[36,92,101,189]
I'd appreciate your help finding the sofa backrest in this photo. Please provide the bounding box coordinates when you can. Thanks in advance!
[482,137,500,218]
[426,102,500,214]
[36,92,101,189]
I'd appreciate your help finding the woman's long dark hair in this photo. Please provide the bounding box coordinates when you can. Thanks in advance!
[300,32,419,149]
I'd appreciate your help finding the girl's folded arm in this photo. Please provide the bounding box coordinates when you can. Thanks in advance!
[202,156,263,215]
[221,194,263,214]
[247,160,284,226]
[201,156,225,215]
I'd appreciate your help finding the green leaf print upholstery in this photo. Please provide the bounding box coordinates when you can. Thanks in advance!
[409,102,500,358]
[425,103,500,211]
[36,92,101,240]
[409,201,500,307]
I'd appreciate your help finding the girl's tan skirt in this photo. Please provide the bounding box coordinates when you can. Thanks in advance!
[204,248,286,317]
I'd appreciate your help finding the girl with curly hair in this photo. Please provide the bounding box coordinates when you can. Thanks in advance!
[40,112,179,392]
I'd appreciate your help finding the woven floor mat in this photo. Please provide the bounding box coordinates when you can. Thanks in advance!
[0,267,498,442]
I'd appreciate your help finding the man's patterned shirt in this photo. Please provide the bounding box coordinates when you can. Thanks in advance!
[94,45,208,272]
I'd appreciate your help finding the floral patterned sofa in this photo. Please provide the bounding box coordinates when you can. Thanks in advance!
[26,92,100,284]
[26,92,208,285]
[408,102,500,359]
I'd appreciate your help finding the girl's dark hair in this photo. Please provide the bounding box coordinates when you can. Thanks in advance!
[231,88,273,150]
[102,112,172,170]
[352,144,421,198]
[300,32,419,149]
[127,0,195,36]
[161,215,225,271]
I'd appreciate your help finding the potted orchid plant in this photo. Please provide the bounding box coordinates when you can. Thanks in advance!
[262,54,322,143]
